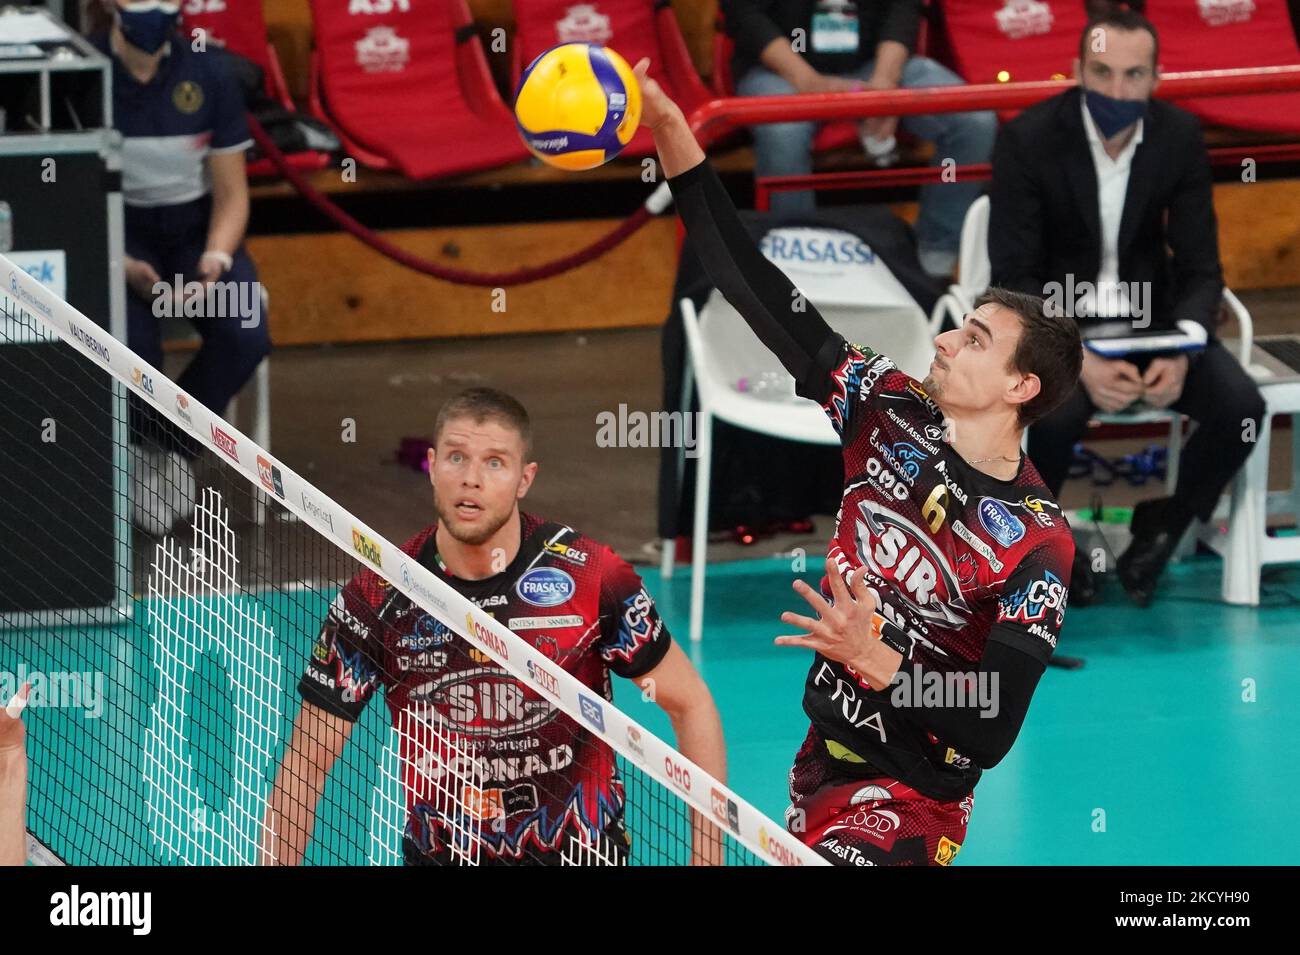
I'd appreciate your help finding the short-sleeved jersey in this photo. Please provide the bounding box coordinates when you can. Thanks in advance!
[299,513,672,861]
[802,340,1075,800]
[91,33,252,208]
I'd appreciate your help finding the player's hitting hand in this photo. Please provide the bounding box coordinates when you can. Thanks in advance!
[776,560,903,691]
[632,59,684,132]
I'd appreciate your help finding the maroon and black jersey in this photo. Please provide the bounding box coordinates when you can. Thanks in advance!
[298,513,672,862]
[804,341,1074,798]
[667,157,1076,806]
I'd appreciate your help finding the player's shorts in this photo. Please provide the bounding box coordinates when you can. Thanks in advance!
[402,818,630,866]
[786,728,973,867]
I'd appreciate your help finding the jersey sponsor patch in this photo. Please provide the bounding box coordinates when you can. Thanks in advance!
[850,784,893,805]
[1019,495,1059,527]
[854,500,970,628]
[977,497,1026,547]
[868,427,928,484]
[934,835,961,866]
[516,567,575,607]
[998,570,1068,631]
[543,540,589,565]
[823,806,902,852]
[408,666,555,738]
[507,614,584,630]
[955,552,979,586]
[398,615,456,650]
[951,520,1005,573]
[601,588,660,666]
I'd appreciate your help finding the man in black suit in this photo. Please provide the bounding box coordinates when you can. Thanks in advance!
[988,4,1265,608]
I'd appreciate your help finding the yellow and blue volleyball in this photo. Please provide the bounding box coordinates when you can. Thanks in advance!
[514,43,642,171]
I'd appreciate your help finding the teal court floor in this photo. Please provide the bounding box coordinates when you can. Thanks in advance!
[6,550,1298,865]
[625,552,1300,865]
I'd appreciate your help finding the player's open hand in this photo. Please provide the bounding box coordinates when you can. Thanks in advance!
[632,58,684,132]
[776,560,902,690]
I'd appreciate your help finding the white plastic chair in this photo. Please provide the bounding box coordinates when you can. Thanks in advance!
[664,225,938,642]
[1197,347,1300,605]
[929,194,991,331]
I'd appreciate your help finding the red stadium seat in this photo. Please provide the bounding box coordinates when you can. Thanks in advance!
[1146,0,1300,134]
[938,1,1086,93]
[182,0,279,93]
[180,0,330,177]
[511,0,712,159]
[308,0,528,179]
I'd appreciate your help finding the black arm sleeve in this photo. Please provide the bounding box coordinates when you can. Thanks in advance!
[667,160,842,401]
[909,640,1046,770]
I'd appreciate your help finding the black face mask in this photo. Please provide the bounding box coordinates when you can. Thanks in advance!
[116,2,181,55]
[1084,89,1147,139]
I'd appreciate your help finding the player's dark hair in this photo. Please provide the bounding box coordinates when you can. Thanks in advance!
[1079,0,1159,67]
[434,387,534,459]
[975,288,1083,427]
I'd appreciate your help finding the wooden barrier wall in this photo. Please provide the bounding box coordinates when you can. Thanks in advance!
[250,180,1300,346]
[246,217,682,345]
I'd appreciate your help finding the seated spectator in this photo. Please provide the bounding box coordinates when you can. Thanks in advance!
[86,0,271,532]
[722,0,995,278]
[989,0,1265,608]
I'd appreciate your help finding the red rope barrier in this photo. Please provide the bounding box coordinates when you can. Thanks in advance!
[247,117,656,287]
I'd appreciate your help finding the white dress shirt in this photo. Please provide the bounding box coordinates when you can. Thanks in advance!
[1081,98,1145,318]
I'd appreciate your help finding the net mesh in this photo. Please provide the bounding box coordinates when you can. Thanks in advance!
[0,267,815,867]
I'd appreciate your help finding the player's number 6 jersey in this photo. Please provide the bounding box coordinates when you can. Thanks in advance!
[805,341,1075,799]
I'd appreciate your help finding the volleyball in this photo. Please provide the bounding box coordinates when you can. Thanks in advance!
[514,43,642,171]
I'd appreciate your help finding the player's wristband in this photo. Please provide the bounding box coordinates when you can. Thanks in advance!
[869,611,911,659]
[201,249,234,273]
[846,613,911,692]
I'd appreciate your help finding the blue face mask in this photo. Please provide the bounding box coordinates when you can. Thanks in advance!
[116,2,181,55]
[1084,89,1147,139]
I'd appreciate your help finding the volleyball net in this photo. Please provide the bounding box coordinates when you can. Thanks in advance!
[0,254,820,867]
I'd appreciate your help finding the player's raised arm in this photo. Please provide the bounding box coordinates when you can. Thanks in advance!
[635,59,841,402]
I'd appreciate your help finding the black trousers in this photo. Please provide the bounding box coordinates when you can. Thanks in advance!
[1027,341,1266,522]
